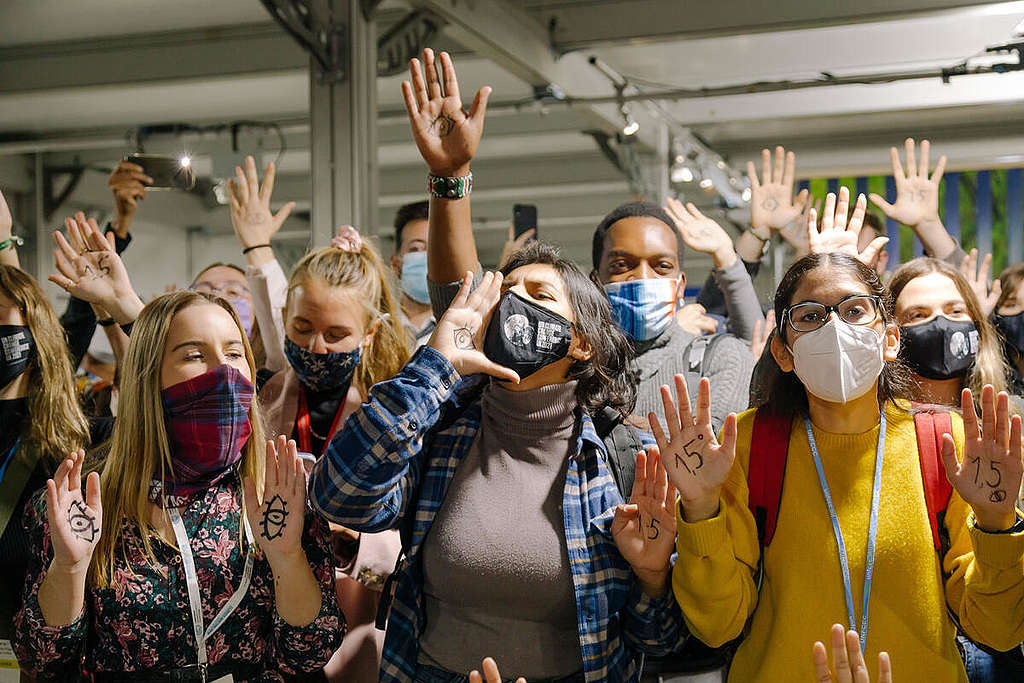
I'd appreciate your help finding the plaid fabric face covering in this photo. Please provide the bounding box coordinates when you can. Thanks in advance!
[153,364,254,506]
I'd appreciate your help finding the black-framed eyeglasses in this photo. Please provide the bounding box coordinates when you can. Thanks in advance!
[781,294,884,333]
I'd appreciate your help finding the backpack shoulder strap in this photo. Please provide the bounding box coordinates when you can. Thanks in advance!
[594,406,643,499]
[913,409,955,552]
[747,408,792,547]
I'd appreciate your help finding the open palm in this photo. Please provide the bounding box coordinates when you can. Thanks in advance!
[747,146,808,233]
[941,386,1023,532]
[869,138,945,228]
[244,436,307,565]
[46,450,102,570]
[808,188,888,267]
[649,375,737,522]
[612,448,678,575]
[228,155,295,248]
[402,48,491,176]
[427,271,519,382]
[50,214,140,316]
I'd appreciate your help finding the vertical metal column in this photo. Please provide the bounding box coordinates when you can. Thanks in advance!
[1007,169,1022,265]
[308,0,378,247]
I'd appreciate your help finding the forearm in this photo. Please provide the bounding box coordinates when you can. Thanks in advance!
[427,167,478,283]
[915,217,959,263]
[713,259,763,342]
[103,318,131,364]
[735,231,767,264]
[246,259,288,371]
[103,290,145,325]
[269,550,323,626]
[37,561,88,627]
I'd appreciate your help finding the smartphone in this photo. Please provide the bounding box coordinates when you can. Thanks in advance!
[125,153,196,191]
[513,203,537,239]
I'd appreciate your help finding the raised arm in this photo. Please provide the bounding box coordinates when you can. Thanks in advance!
[402,49,490,287]
[868,138,959,264]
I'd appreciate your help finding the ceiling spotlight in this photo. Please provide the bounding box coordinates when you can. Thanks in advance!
[699,178,714,190]
[179,155,192,168]
[622,118,639,136]
[671,165,695,183]
[741,187,752,202]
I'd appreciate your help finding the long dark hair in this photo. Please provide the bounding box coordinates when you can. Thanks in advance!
[501,242,638,416]
[753,253,910,417]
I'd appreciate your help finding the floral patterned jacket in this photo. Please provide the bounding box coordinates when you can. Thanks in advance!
[13,477,342,681]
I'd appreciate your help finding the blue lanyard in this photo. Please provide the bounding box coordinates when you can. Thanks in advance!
[0,436,22,482]
[804,413,885,654]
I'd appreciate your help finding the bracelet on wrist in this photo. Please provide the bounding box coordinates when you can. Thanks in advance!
[97,318,116,327]
[747,225,771,242]
[0,235,24,251]
[428,172,473,199]
[242,243,271,255]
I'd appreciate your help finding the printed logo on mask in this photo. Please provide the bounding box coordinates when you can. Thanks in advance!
[503,314,534,347]
[2,331,29,361]
[949,329,979,359]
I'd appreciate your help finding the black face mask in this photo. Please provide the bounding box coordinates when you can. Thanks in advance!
[0,325,35,391]
[993,312,1024,357]
[900,317,978,380]
[483,291,573,379]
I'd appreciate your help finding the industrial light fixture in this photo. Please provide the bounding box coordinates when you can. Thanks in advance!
[179,155,192,168]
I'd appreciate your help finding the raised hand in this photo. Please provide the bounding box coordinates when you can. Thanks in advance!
[108,160,151,237]
[612,449,678,595]
[941,385,1023,532]
[49,213,144,323]
[959,249,1001,316]
[649,375,737,523]
[244,436,307,566]
[808,188,889,267]
[812,625,892,683]
[665,198,737,269]
[227,155,295,252]
[747,146,809,235]
[779,192,817,258]
[469,658,526,683]
[45,450,102,570]
[869,138,945,230]
[675,302,718,336]
[401,48,491,176]
[750,310,776,359]
[427,271,520,382]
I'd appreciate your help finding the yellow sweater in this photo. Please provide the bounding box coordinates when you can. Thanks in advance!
[672,403,1024,682]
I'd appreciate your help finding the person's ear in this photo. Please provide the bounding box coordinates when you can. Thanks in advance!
[882,321,900,362]
[674,271,687,302]
[391,253,402,278]
[770,332,794,372]
[569,327,593,362]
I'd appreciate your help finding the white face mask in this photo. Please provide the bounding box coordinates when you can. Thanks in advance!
[788,316,884,404]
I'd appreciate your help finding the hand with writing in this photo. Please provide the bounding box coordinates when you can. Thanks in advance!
[427,271,520,382]
[812,625,892,683]
[244,436,307,566]
[469,658,526,683]
[665,198,737,270]
[808,188,889,267]
[49,212,143,324]
[227,155,295,253]
[747,146,809,235]
[649,375,737,523]
[46,450,102,571]
[941,385,1023,532]
[402,48,490,177]
[612,448,678,597]
[959,249,1002,317]
[869,138,945,230]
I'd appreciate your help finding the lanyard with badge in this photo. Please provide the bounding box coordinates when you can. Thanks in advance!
[168,497,255,683]
[804,412,886,654]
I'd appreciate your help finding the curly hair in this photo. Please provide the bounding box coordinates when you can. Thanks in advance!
[501,242,637,417]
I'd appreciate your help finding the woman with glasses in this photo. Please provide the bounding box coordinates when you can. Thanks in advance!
[648,193,1024,682]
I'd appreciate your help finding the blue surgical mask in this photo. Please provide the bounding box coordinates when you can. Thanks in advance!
[284,337,361,392]
[400,251,430,305]
[604,277,679,341]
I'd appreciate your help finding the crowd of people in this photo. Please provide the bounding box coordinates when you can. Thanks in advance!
[1,47,1023,683]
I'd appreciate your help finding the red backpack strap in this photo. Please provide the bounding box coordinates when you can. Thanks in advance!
[748,408,792,547]
[914,409,955,552]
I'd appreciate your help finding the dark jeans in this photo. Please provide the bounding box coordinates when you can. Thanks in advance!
[959,635,1024,683]
[414,664,585,683]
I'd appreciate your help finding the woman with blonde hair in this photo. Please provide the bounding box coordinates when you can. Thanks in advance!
[0,263,92,642]
[888,256,1012,407]
[13,289,341,680]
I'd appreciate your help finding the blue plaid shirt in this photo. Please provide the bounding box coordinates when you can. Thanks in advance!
[310,346,687,683]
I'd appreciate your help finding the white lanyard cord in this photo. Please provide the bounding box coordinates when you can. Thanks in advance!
[168,504,255,667]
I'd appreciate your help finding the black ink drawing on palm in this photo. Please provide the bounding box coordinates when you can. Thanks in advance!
[676,435,705,476]
[68,499,99,543]
[431,115,456,137]
[260,494,288,540]
[453,327,474,350]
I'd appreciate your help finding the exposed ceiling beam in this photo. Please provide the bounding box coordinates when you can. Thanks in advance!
[535,0,1010,48]
[409,0,662,149]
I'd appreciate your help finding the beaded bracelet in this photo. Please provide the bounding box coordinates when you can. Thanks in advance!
[0,235,24,251]
[428,172,473,199]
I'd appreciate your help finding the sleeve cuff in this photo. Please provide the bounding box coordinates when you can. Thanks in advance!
[675,498,729,558]
[406,345,461,400]
[968,513,1024,570]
